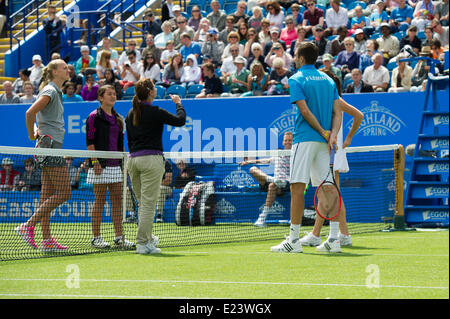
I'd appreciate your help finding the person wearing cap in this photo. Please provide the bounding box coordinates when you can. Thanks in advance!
[400,25,422,54]
[345,68,374,93]
[162,0,175,23]
[266,0,285,29]
[28,55,45,85]
[0,158,20,191]
[207,0,227,32]
[264,26,287,56]
[362,53,390,92]
[75,46,96,75]
[354,29,367,54]
[232,1,250,24]
[377,23,400,60]
[0,81,20,104]
[388,53,413,92]
[173,16,195,50]
[221,56,250,96]
[325,0,349,37]
[410,45,436,91]
[302,0,325,36]
[202,28,225,66]
[322,53,343,83]
[280,16,298,47]
[142,8,162,37]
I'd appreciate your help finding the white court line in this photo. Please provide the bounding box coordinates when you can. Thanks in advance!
[0,278,447,290]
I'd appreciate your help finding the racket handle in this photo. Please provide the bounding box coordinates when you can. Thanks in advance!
[330,145,335,165]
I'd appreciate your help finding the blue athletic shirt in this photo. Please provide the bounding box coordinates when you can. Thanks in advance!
[288,64,339,144]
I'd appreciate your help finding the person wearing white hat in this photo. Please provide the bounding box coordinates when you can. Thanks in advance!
[75,45,96,75]
[221,55,250,97]
[354,28,367,54]
[0,158,20,191]
[28,55,45,85]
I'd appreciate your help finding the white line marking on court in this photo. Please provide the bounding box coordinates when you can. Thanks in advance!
[0,278,447,290]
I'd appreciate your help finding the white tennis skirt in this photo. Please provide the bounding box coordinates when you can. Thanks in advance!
[87,166,123,184]
[334,122,349,173]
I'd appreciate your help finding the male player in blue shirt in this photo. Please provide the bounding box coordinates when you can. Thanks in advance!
[271,42,342,253]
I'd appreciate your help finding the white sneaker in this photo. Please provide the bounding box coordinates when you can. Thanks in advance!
[114,236,136,249]
[316,238,341,253]
[270,238,303,253]
[338,233,352,246]
[136,242,161,254]
[91,236,110,249]
[299,232,321,246]
[152,235,159,247]
[254,214,267,227]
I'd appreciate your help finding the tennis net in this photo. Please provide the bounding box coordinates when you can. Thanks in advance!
[0,144,404,261]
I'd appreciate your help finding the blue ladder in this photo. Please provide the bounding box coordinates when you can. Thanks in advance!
[404,72,449,227]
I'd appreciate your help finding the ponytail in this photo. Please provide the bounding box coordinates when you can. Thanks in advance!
[132,95,142,126]
[132,78,155,127]
[39,67,50,91]
[39,59,63,91]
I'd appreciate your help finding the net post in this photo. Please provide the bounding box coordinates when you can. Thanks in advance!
[122,153,129,223]
[394,145,406,229]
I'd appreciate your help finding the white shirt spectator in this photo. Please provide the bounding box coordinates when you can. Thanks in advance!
[221,56,239,74]
[140,63,161,82]
[161,48,178,63]
[118,50,142,68]
[121,61,143,82]
[363,64,390,87]
[325,6,349,30]
[267,11,285,29]
[29,64,45,84]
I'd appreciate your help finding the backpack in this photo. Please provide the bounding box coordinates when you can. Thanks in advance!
[175,181,215,226]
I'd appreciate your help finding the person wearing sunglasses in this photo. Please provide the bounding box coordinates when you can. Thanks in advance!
[302,0,325,36]
[266,1,285,29]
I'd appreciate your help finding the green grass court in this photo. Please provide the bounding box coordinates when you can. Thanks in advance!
[0,229,448,299]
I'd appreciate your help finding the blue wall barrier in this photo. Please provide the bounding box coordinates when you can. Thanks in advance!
[1,92,448,152]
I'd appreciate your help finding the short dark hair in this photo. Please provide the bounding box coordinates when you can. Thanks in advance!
[296,42,319,65]
[202,62,215,73]
[127,50,137,57]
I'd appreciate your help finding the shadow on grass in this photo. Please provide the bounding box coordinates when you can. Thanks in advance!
[303,252,372,257]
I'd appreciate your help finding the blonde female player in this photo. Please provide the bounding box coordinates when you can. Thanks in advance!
[300,69,364,252]
[85,85,135,249]
[17,59,72,252]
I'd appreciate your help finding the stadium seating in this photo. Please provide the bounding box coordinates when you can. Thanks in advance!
[155,85,166,100]
[122,86,135,100]
[186,84,204,98]
[165,84,187,99]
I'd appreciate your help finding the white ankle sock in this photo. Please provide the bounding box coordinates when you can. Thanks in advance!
[289,224,301,241]
[329,221,339,239]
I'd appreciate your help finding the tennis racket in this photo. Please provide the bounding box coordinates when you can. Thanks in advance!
[125,174,139,224]
[313,145,342,220]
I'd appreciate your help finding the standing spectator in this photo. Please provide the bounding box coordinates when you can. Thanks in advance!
[62,81,83,102]
[173,16,195,50]
[180,33,202,64]
[202,28,225,66]
[289,26,308,57]
[42,4,63,58]
[242,62,269,97]
[160,40,178,67]
[263,27,287,56]
[302,0,325,36]
[248,6,264,31]
[29,55,45,86]
[15,158,41,191]
[141,53,161,83]
[0,81,20,104]
[98,68,123,101]
[196,62,224,98]
[325,0,349,37]
[345,68,374,93]
[354,29,367,54]
[434,0,449,26]
[430,18,449,47]
[0,158,20,191]
[119,51,142,92]
[173,160,197,189]
[362,53,390,92]
[181,54,202,88]
[20,82,37,104]
[142,8,162,37]
[96,51,118,79]
[118,39,142,70]
[96,37,119,65]
[400,25,422,54]
[232,1,250,24]
[280,16,298,48]
[81,74,99,101]
[188,6,203,31]
[265,42,293,69]
[207,0,227,32]
[161,53,184,87]
[221,56,251,96]
[219,15,237,45]
[267,57,292,95]
[388,53,414,92]
[266,1,285,29]
[161,0,175,23]
[75,46,96,76]
[154,21,174,49]
[141,34,162,64]
[377,23,400,61]
[328,26,348,57]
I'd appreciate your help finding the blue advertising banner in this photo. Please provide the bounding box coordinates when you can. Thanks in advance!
[1,91,448,152]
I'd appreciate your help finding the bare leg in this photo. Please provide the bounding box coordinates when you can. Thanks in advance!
[108,182,123,237]
[249,167,269,187]
[265,182,279,208]
[92,184,107,238]
[290,182,306,225]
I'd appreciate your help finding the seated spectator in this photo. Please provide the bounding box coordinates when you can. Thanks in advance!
[154,21,174,49]
[345,68,375,93]
[219,15,237,45]
[258,18,272,46]
[325,0,349,37]
[312,25,328,59]
[98,68,123,100]
[290,3,303,26]
[75,45,96,76]
[242,62,269,96]
[119,50,142,92]
[368,0,390,34]
[377,23,400,61]
[62,81,83,102]
[411,6,433,31]
[232,1,250,24]
[243,27,261,58]
[221,44,242,77]
[141,34,162,64]
[196,62,223,98]
[247,42,269,72]
[0,157,20,191]
[400,25,423,55]
[142,8,162,37]
[167,3,182,30]
[267,57,292,95]
[161,52,184,87]
[96,37,119,65]
[160,40,178,67]
[188,6,203,31]
[0,81,20,104]
[222,32,245,61]
[74,18,96,46]
[266,0,285,29]
[362,53,390,92]
[263,27,287,56]
[173,160,197,189]
[350,6,367,35]
[221,56,250,96]
[329,26,348,57]
[431,38,445,60]
[118,39,142,69]
[265,42,293,69]
[289,26,308,57]
[179,33,202,64]
[202,28,224,66]
[12,69,33,96]
[67,64,83,95]
[302,0,325,36]
[96,50,118,80]
[237,22,249,46]
[430,18,449,47]
[280,16,298,48]
[413,0,435,21]
[434,0,449,27]
[28,55,45,86]
[155,160,174,223]
[422,25,434,46]
[76,159,93,190]
[173,16,196,50]
[19,81,37,104]
[410,46,435,90]
[194,18,212,43]
[248,5,264,31]
[322,53,343,82]
[334,37,360,79]
[141,53,161,83]
[162,0,176,23]
[354,29,367,54]
[359,39,382,72]
[181,54,202,88]
[14,158,41,191]
[390,0,414,32]
[81,74,99,101]
[207,0,227,32]
[388,53,414,92]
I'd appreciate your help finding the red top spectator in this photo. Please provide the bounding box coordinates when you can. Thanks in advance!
[0,158,20,191]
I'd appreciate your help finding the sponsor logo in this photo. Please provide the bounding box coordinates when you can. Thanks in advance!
[223,167,257,188]
[346,101,406,137]
[268,107,297,138]
[387,179,407,192]
[215,198,236,215]
[422,210,449,221]
[427,162,449,173]
[258,201,286,216]
[433,115,449,126]
[430,138,449,150]
[425,186,449,197]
